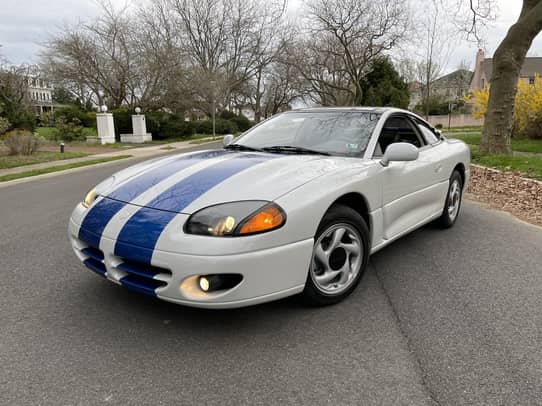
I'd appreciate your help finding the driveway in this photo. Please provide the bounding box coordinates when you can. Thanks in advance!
[1,142,541,405]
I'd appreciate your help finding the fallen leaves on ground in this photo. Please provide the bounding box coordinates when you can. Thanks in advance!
[467,165,542,226]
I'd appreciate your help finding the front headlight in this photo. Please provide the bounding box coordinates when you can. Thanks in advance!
[82,188,98,208]
[184,201,286,237]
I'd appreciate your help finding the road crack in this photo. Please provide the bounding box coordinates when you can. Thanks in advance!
[370,260,443,406]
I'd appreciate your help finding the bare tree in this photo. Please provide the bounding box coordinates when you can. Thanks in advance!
[296,0,410,106]
[412,0,455,117]
[0,62,34,127]
[42,2,135,109]
[164,0,287,116]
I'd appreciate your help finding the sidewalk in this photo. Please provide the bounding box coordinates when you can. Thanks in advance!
[0,139,216,178]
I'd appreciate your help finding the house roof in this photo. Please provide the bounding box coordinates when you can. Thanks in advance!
[433,69,473,88]
[483,57,542,81]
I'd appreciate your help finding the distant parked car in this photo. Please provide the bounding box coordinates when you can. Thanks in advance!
[69,107,470,308]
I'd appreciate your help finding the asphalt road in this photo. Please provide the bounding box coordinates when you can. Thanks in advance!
[1,143,541,405]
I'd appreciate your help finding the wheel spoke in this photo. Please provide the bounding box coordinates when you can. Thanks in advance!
[340,242,360,256]
[314,269,342,285]
[336,262,352,285]
[328,227,345,251]
[314,244,328,265]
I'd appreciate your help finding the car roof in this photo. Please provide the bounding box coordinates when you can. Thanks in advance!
[288,106,408,115]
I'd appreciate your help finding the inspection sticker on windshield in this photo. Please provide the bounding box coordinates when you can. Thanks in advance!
[346,143,359,150]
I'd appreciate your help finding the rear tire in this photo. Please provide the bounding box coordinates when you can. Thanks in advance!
[302,204,370,306]
[436,170,463,228]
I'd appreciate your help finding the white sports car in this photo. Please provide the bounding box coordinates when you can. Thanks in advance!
[69,107,470,308]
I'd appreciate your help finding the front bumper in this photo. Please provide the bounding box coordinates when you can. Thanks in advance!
[69,217,313,309]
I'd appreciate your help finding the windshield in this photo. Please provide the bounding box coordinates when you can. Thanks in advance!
[234,111,381,157]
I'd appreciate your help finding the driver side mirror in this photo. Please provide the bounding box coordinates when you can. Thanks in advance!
[223,134,234,146]
[435,129,443,139]
[380,142,419,167]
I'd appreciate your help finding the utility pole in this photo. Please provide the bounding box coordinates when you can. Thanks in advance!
[210,80,216,140]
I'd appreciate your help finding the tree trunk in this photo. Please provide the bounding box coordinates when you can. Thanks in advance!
[481,0,542,154]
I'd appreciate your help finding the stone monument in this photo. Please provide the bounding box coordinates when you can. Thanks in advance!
[120,107,152,143]
[95,105,116,144]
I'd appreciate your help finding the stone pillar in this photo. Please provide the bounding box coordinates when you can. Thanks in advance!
[120,108,152,143]
[95,107,116,144]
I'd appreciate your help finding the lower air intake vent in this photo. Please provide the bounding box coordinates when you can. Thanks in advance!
[117,259,172,296]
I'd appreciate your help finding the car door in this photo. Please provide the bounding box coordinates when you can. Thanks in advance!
[374,114,444,239]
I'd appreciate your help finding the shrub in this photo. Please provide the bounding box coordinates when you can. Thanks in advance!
[215,118,238,134]
[465,75,542,139]
[435,123,444,129]
[10,111,36,132]
[161,118,195,138]
[54,105,86,123]
[193,119,238,135]
[54,117,84,142]
[3,129,40,155]
[0,117,11,135]
[81,111,97,128]
[39,111,55,127]
[230,114,252,132]
[193,119,214,134]
[219,110,236,120]
[110,108,132,139]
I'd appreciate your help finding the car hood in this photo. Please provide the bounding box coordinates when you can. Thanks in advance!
[96,149,364,214]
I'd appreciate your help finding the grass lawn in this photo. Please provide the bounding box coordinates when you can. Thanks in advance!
[447,132,542,154]
[442,126,483,133]
[471,148,542,181]
[0,155,132,182]
[146,133,227,145]
[0,151,89,169]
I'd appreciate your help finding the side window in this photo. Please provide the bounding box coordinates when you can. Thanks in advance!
[374,115,425,157]
[414,119,439,144]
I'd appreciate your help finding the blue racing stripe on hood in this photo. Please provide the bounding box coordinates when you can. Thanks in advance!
[107,150,233,202]
[78,150,233,248]
[114,154,277,264]
[78,198,125,248]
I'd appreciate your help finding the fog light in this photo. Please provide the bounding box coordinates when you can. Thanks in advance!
[197,274,243,293]
[199,276,210,292]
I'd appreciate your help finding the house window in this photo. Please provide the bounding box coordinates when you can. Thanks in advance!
[529,77,535,85]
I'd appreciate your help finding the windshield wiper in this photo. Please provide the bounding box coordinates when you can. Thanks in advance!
[224,144,263,152]
[261,145,330,156]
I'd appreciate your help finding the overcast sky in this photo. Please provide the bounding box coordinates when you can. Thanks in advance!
[1,0,541,73]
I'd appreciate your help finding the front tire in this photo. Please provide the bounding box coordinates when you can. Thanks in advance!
[436,170,463,228]
[302,204,370,306]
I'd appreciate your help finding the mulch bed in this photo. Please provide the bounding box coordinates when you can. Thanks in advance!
[466,165,542,226]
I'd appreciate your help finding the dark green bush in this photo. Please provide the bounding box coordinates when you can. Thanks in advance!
[230,114,252,132]
[161,118,195,138]
[435,123,444,129]
[193,120,214,134]
[219,110,236,120]
[193,119,238,135]
[110,108,132,140]
[54,105,86,123]
[54,117,85,142]
[10,111,36,132]
[81,112,97,128]
[215,119,238,134]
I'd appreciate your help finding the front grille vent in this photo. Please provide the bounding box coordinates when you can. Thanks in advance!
[116,259,172,296]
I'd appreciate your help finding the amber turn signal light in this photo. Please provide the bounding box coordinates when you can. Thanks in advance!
[238,205,285,235]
